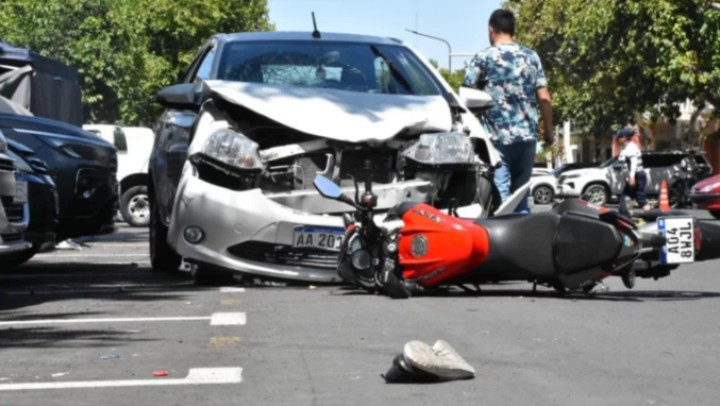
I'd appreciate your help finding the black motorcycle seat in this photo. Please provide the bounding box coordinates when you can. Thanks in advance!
[475,212,560,278]
[554,213,623,273]
[475,211,623,278]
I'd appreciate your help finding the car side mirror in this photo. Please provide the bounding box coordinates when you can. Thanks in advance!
[612,164,624,171]
[458,87,493,110]
[155,83,198,109]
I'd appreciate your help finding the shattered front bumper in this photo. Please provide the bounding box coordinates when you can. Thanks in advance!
[168,173,434,283]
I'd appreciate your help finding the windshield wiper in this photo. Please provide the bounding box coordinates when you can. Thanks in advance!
[370,45,412,94]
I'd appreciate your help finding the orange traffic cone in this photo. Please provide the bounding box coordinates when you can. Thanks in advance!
[659,180,670,212]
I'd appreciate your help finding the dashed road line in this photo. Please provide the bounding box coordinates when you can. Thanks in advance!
[220,287,246,293]
[209,312,247,326]
[0,312,247,327]
[0,368,243,391]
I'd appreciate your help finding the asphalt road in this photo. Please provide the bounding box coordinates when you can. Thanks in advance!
[1,209,719,406]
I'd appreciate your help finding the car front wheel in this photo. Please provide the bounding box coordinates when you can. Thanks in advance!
[583,184,609,205]
[532,185,554,205]
[121,185,151,227]
[149,191,182,272]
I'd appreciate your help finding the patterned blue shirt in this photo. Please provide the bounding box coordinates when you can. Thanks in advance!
[464,43,547,145]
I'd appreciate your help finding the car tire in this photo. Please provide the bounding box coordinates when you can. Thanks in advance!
[711,210,720,220]
[582,184,609,205]
[669,182,685,209]
[120,185,151,227]
[191,263,236,286]
[532,185,554,205]
[149,188,182,272]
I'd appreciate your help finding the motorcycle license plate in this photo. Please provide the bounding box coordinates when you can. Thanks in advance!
[14,173,28,204]
[658,217,695,264]
[293,226,344,252]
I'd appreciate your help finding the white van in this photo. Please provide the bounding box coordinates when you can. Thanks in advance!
[83,125,153,226]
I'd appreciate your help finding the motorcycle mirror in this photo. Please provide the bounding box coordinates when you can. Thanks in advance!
[313,175,343,199]
[619,195,634,216]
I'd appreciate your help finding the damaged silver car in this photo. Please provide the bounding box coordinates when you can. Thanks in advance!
[149,32,504,284]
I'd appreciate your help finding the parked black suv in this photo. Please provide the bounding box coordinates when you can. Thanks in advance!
[0,113,118,239]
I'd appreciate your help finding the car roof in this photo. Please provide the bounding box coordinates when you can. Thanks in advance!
[215,31,404,46]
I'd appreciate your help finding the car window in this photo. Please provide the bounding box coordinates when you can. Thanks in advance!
[216,40,441,96]
[642,154,684,168]
[195,46,217,81]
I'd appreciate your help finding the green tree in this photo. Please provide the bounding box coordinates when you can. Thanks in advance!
[428,59,465,92]
[505,0,720,135]
[0,0,272,125]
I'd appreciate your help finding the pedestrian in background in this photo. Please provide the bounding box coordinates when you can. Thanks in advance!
[464,8,554,213]
[616,128,651,211]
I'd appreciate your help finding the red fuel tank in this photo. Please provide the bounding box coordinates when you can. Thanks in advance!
[397,204,490,288]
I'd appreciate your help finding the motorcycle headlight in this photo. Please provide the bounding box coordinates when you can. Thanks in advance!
[202,129,263,170]
[403,132,474,165]
[701,182,720,193]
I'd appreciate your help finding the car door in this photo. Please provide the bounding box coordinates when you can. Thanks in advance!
[151,41,217,225]
[605,158,626,195]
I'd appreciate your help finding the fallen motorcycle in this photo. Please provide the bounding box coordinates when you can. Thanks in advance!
[313,170,720,299]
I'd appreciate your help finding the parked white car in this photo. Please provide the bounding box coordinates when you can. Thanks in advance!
[83,125,154,226]
[530,173,557,205]
[556,152,708,205]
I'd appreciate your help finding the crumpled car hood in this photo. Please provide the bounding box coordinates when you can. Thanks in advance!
[205,80,453,143]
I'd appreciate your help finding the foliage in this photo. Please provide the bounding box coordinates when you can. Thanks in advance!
[0,0,273,125]
[428,59,465,92]
[505,0,720,135]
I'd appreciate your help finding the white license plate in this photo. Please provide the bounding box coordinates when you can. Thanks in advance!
[658,217,695,264]
[293,226,344,251]
[14,173,28,204]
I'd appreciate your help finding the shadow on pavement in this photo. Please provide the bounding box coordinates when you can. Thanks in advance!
[0,326,156,349]
[0,263,195,312]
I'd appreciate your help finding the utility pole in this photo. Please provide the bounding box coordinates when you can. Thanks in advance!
[405,29,452,72]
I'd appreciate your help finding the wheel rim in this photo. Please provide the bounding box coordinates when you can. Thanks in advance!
[534,187,553,205]
[128,194,150,222]
[586,186,607,205]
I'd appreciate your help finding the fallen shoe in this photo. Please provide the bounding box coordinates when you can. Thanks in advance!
[383,340,475,383]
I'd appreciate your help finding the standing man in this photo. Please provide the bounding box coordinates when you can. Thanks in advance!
[465,8,554,213]
[616,128,651,211]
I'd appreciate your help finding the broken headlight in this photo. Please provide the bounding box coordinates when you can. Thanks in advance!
[403,132,474,165]
[202,129,263,170]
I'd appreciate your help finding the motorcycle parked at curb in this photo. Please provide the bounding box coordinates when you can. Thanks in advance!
[313,168,720,299]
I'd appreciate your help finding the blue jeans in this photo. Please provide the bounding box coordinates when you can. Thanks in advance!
[493,141,537,213]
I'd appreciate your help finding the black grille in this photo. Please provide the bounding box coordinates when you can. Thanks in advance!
[227,241,339,270]
[0,233,22,242]
[1,196,24,222]
[340,149,394,184]
[0,156,14,171]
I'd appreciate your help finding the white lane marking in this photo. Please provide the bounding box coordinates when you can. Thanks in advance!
[220,287,246,293]
[35,254,149,258]
[210,312,247,326]
[0,367,242,391]
[0,312,246,327]
[0,316,210,327]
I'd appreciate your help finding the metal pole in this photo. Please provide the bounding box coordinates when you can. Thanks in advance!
[405,29,452,72]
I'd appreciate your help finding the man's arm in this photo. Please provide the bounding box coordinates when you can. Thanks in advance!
[537,87,554,146]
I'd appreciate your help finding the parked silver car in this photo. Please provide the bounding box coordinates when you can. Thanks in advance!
[0,129,31,258]
[558,151,712,205]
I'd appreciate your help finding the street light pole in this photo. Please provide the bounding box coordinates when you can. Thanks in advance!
[405,29,452,72]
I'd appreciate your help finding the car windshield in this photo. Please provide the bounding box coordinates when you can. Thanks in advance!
[216,40,441,96]
[599,157,618,168]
